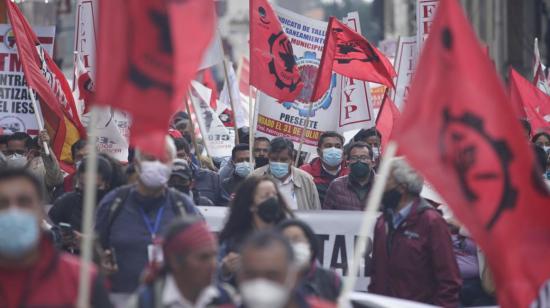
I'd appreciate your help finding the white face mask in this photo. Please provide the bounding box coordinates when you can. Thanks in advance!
[292,242,312,269]
[240,278,290,308]
[7,153,28,168]
[138,160,171,189]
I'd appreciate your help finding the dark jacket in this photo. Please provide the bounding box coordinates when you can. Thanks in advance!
[300,158,349,205]
[322,175,372,210]
[221,174,245,198]
[298,262,342,302]
[0,236,112,308]
[368,198,462,307]
[194,167,230,206]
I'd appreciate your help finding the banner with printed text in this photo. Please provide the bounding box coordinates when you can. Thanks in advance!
[200,206,373,290]
[416,0,438,53]
[74,0,131,162]
[392,36,417,110]
[255,7,374,158]
[0,24,55,135]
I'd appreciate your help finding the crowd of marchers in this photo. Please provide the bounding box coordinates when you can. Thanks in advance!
[0,112,548,308]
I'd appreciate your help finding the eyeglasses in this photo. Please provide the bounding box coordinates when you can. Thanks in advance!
[348,155,372,164]
[5,149,26,156]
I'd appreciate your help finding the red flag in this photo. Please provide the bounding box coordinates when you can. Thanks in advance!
[6,0,85,169]
[249,0,303,101]
[375,91,400,150]
[310,17,396,102]
[96,0,215,158]
[509,68,550,133]
[393,0,550,307]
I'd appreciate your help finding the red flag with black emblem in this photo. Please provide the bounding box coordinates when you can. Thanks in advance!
[249,0,303,101]
[393,0,550,307]
[375,91,400,151]
[310,17,396,102]
[96,0,215,158]
[5,0,85,171]
[509,68,550,133]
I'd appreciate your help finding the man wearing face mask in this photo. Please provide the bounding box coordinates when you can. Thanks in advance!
[95,136,200,305]
[352,128,382,166]
[252,137,320,210]
[48,155,114,253]
[368,158,461,307]
[0,169,112,307]
[237,231,335,308]
[253,137,270,169]
[222,144,253,197]
[323,142,374,210]
[169,159,214,206]
[301,132,349,205]
[6,131,63,196]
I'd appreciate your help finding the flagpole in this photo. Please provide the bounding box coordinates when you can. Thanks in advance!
[77,106,99,308]
[28,87,50,156]
[248,85,255,167]
[294,101,313,167]
[221,58,240,144]
[337,141,398,307]
[185,93,203,169]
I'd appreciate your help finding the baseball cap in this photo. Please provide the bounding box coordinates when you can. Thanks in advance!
[171,159,193,181]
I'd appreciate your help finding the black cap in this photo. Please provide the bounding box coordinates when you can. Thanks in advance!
[171,159,193,181]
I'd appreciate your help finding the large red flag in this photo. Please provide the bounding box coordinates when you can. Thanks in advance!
[375,91,400,151]
[509,68,550,133]
[249,0,303,101]
[96,0,215,158]
[6,0,85,169]
[310,17,396,102]
[393,0,550,307]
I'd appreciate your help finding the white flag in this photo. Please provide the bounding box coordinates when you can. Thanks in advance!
[218,62,250,128]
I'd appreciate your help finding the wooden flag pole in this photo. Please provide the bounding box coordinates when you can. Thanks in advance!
[293,101,314,167]
[248,86,256,166]
[28,87,50,156]
[337,141,398,307]
[185,92,203,169]
[221,58,240,144]
[77,107,99,308]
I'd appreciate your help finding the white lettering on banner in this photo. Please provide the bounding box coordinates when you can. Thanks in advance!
[393,36,417,110]
[0,24,55,135]
[255,8,374,159]
[416,0,439,53]
[199,206,374,291]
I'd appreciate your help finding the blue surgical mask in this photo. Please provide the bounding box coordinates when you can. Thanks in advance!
[235,162,252,178]
[269,161,289,179]
[0,208,39,258]
[321,147,343,167]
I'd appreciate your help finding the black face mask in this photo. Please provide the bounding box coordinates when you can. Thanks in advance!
[172,184,190,195]
[255,157,269,169]
[256,196,282,223]
[381,188,403,211]
[349,161,371,179]
[97,188,108,203]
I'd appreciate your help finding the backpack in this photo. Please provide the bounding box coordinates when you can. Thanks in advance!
[99,185,194,249]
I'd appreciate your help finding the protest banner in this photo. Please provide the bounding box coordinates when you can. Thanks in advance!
[0,24,55,135]
[392,36,417,110]
[73,0,131,162]
[416,0,438,53]
[218,60,249,129]
[255,7,374,159]
[199,206,373,290]
[190,81,234,158]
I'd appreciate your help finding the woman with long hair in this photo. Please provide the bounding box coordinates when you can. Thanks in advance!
[217,175,293,284]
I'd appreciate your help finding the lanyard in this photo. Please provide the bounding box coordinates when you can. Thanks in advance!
[138,205,166,240]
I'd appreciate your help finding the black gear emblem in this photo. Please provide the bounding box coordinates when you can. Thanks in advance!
[268,31,301,92]
[439,107,518,230]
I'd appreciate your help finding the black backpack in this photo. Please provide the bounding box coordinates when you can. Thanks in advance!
[98,185,195,249]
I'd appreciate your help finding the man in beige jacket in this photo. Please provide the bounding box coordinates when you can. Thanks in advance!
[251,137,320,210]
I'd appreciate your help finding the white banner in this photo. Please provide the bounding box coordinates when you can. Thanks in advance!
[73,0,131,162]
[416,0,438,53]
[255,7,374,158]
[392,36,417,110]
[190,81,234,158]
[0,24,55,135]
[218,61,250,128]
[199,206,374,291]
